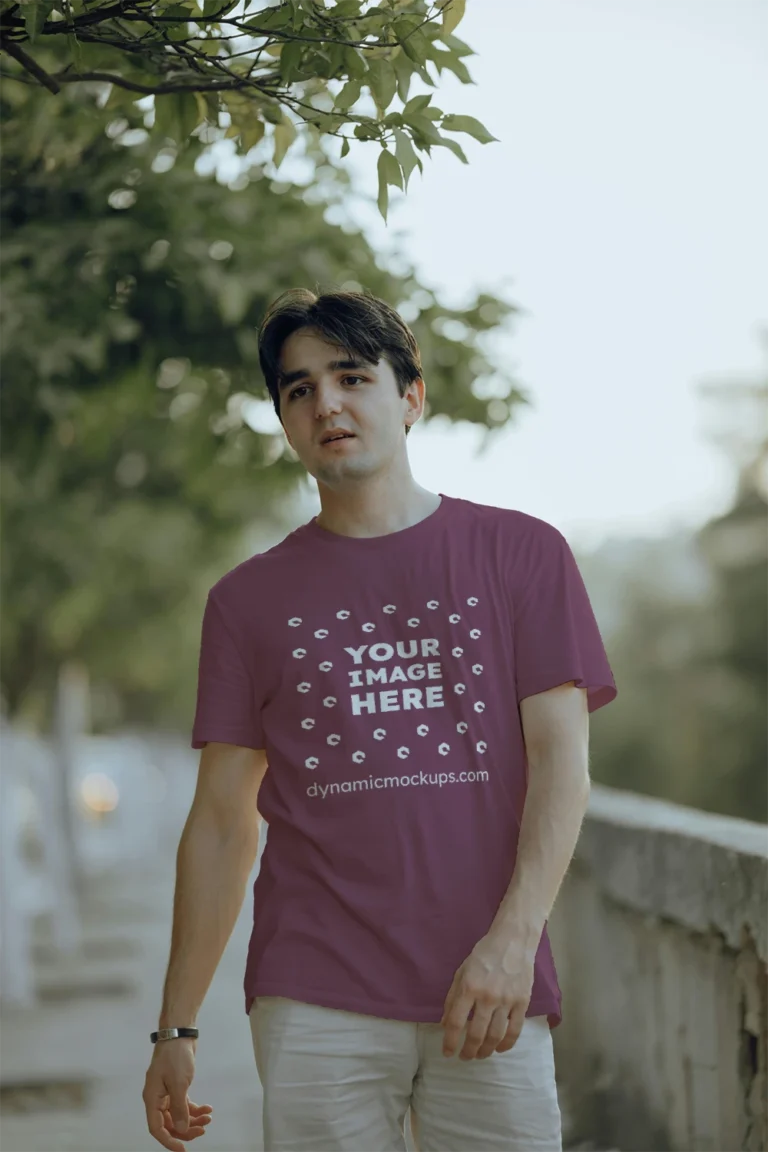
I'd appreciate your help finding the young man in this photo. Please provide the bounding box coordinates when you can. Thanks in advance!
[143,288,617,1152]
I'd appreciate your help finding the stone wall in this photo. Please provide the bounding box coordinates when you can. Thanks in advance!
[549,784,768,1152]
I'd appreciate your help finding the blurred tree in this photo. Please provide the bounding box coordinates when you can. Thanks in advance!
[0,0,497,220]
[587,353,768,823]
[0,76,527,735]
[694,362,768,820]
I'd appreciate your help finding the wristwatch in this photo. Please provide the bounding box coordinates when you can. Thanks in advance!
[150,1027,199,1044]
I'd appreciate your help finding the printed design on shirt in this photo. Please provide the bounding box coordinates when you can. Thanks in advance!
[287,594,484,770]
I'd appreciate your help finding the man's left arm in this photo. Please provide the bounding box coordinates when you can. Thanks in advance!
[440,680,591,1059]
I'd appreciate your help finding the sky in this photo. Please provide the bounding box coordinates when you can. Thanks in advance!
[315,0,768,550]
[209,0,768,551]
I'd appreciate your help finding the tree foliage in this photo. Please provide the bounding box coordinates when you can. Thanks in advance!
[0,0,498,220]
[0,73,526,732]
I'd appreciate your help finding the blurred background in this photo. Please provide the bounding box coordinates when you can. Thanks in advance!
[1,1,766,1149]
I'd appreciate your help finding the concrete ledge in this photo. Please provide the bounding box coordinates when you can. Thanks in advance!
[549,784,768,1152]
[579,785,768,961]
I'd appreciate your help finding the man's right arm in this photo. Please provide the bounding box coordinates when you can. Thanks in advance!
[159,741,268,1029]
[143,741,267,1150]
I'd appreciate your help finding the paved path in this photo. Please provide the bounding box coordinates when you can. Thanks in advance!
[1,846,264,1152]
[0,738,609,1152]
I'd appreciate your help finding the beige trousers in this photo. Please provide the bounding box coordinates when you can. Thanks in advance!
[249,996,562,1151]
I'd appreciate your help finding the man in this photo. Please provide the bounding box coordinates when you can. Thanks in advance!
[143,287,617,1152]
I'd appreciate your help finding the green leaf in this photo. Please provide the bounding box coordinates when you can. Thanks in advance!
[324,41,345,78]
[400,28,430,66]
[366,58,397,118]
[392,126,421,189]
[404,112,442,147]
[309,112,343,133]
[240,116,265,152]
[353,121,377,141]
[440,114,499,144]
[273,116,297,169]
[333,78,361,112]
[261,102,283,125]
[154,92,202,145]
[330,0,361,16]
[376,152,389,222]
[280,40,304,84]
[443,33,474,58]
[244,5,293,30]
[340,136,350,157]
[343,46,366,80]
[433,132,468,164]
[194,88,220,124]
[379,146,403,191]
[157,3,191,39]
[403,93,432,117]
[440,0,465,37]
[22,0,55,43]
[436,53,473,85]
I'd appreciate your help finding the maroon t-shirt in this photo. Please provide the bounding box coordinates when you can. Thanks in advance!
[191,494,617,1028]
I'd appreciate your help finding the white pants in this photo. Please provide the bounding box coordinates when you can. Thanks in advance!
[249,996,562,1151]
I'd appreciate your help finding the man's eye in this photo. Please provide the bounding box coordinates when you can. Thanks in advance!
[288,376,364,400]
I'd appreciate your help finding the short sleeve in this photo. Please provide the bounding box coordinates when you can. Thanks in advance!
[512,523,617,714]
[191,592,265,750]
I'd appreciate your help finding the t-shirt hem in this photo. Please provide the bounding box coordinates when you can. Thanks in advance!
[244,984,561,1029]
[191,730,264,750]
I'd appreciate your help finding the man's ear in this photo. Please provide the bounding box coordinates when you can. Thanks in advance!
[407,376,426,422]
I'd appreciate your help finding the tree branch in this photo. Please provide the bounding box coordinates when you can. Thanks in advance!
[1,38,61,92]
[30,68,256,94]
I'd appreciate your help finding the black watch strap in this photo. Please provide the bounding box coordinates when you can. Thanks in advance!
[150,1027,199,1044]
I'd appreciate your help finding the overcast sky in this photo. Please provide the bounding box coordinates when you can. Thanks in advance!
[322,0,768,549]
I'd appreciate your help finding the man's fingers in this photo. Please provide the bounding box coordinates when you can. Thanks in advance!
[495,1009,525,1053]
[458,1004,495,1060]
[188,1101,213,1114]
[147,1105,187,1152]
[166,1085,191,1132]
[475,1007,512,1059]
[163,1108,210,1141]
[442,992,475,1056]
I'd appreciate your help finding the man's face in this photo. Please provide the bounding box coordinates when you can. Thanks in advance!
[277,327,423,486]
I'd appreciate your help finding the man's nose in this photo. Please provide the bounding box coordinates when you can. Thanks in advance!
[313,382,344,419]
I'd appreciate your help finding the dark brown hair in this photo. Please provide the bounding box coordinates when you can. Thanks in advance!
[257,287,423,436]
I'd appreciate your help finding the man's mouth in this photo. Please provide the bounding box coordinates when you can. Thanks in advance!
[321,433,355,445]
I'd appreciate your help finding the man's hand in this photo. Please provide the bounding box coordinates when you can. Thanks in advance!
[440,932,536,1060]
[143,1039,213,1151]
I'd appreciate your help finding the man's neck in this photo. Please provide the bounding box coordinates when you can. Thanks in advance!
[314,487,442,539]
